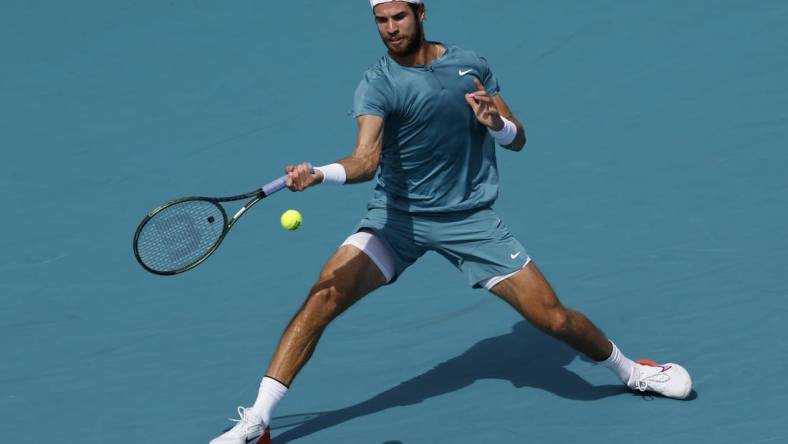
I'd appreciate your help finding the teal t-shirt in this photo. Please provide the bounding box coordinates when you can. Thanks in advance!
[352,45,501,213]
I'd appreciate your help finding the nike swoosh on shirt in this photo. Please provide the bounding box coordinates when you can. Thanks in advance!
[459,69,474,76]
[510,252,521,260]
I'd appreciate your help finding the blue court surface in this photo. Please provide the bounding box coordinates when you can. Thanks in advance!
[2,1,787,443]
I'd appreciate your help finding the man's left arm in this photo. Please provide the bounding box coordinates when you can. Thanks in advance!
[465,78,527,151]
[491,94,526,151]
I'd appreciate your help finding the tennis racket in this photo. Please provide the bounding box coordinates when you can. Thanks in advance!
[133,168,309,276]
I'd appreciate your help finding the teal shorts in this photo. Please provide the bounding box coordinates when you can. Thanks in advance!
[354,206,530,288]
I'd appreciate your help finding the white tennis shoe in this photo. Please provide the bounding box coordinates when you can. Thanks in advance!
[627,359,693,399]
[209,407,270,444]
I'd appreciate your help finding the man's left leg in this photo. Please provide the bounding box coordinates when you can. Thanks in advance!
[490,261,693,399]
[490,262,612,360]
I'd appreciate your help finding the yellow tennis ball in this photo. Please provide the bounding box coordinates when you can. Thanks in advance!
[280,209,302,231]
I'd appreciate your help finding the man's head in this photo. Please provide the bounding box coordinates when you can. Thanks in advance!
[371,1,426,58]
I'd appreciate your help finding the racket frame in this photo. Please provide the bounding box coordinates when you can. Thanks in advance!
[133,189,268,276]
[133,168,307,276]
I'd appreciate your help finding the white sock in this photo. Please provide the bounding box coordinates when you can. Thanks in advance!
[250,376,288,426]
[598,340,636,384]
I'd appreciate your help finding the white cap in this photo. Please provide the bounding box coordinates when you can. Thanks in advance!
[370,0,422,9]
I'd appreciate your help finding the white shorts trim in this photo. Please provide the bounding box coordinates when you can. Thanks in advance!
[480,258,532,290]
[341,231,395,283]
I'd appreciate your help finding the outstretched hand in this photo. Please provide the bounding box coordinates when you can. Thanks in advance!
[285,162,322,192]
[465,78,505,131]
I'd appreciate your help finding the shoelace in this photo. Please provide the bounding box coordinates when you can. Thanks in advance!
[632,367,670,392]
[228,407,264,436]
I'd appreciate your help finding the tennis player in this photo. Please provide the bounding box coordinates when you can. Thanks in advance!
[210,1,692,442]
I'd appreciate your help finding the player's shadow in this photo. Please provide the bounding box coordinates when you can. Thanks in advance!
[271,320,627,443]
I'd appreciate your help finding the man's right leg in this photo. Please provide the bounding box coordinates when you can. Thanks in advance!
[266,243,388,386]
[209,243,387,444]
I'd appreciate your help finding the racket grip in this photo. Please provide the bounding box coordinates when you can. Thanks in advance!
[261,164,315,196]
[262,176,287,195]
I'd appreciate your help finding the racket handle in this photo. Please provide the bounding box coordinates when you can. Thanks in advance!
[261,176,287,195]
[261,164,315,196]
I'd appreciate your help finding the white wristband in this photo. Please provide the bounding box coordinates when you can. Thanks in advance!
[488,116,517,146]
[315,163,347,185]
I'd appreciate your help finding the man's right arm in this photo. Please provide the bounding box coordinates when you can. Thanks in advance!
[285,115,384,191]
[336,115,384,183]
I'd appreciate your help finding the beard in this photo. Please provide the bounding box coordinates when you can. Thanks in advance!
[383,20,424,58]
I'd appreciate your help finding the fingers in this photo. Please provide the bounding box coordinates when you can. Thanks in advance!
[285,165,294,187]
[466,81,495,108]
[470,93,495,106]
[464,93,480,112]
[465,80,502,129]
[466,91,496,115]
[286,162,318,192]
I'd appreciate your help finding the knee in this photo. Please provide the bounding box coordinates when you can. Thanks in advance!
[300,280,346,326]
[543,308,571,337]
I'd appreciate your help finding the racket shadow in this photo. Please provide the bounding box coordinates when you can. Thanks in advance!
[271,320,627,443]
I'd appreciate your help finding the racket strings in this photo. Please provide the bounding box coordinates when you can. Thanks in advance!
[136,200,225,273]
